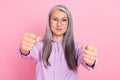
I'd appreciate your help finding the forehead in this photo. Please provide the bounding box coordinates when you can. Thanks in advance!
[50,10,68,18]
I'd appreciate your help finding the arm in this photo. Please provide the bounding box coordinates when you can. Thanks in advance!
[20,33,40,55]
[76,43,98,71]
[19,33,41,60]
[80,56,98,71]
[82,46,98,68]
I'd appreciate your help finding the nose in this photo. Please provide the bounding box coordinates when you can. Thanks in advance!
[57,20,62,27]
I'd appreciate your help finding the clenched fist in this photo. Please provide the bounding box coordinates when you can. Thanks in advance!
[82,46,98,67]
[20,33,40,55]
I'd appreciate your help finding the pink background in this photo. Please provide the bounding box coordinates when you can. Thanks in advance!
[0,0,120,80]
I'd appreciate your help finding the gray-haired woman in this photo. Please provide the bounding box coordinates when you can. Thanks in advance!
[20,5,98,80]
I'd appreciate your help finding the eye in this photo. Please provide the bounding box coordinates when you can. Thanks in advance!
[53,18,57,21]
[62,19,67,21]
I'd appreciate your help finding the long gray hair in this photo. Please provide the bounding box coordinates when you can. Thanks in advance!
[42,5,77,71]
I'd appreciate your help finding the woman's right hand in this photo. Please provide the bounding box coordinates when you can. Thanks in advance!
[20,33,40,55]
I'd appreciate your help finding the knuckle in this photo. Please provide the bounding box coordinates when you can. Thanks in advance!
[30,39,36,43]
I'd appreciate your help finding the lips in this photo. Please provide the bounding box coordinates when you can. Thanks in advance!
[56,28,62,31]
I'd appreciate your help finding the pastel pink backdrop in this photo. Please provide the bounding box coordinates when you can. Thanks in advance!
[0,0,120,80]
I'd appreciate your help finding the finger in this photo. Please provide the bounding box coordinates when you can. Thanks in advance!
[84,50,97,57]
[24,33,37,39]
[22,36,36,44]
[22,40,35,48]
[86,46,98,52]
[83,57,95,66]
[83,53,96,61]
[21,45,32,51]
[82,45,87,51]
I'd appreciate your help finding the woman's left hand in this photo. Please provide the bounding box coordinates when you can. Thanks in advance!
[82,46,98,67]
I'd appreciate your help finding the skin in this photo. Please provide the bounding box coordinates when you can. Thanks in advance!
[20,10,97,67]
[50,10,68,41]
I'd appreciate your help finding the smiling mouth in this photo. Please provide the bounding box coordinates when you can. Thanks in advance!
[56,28,62,31]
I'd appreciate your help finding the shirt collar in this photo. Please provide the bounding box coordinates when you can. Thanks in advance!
[51,39,63,45]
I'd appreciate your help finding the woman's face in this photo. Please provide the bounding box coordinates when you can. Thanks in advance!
[50,10,68,38]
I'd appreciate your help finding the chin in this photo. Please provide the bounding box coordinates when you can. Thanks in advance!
[55,33,64,36]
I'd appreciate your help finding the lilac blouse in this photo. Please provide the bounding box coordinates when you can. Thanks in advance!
[20,40,95,80]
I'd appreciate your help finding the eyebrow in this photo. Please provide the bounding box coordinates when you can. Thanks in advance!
[51,16,68,19]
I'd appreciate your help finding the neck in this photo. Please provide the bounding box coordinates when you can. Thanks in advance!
[53,35,63,42]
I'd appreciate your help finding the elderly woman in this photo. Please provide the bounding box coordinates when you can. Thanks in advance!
[20,5,97,80]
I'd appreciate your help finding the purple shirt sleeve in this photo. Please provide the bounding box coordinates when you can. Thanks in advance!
[76,42,98,71]
[19,41,42,62]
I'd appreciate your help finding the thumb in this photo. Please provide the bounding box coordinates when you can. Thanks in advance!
[36,36,41,42]
[82,45,88,51]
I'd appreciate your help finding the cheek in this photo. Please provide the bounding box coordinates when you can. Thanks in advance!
[64,25,68,31]
[50,24,56,32]
[50,23,56,28]
[64,27,68,32]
